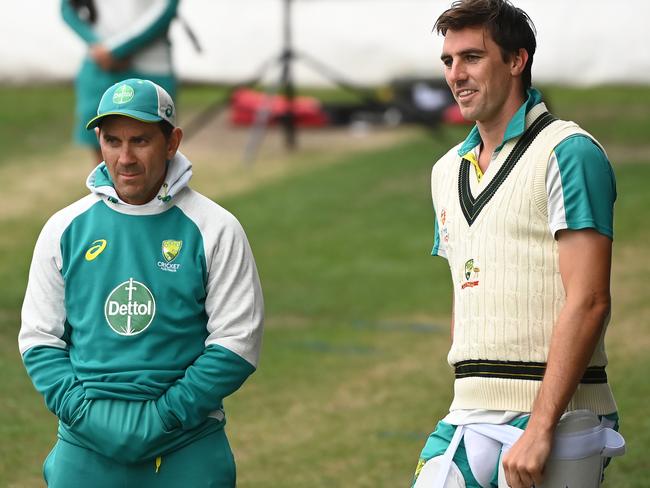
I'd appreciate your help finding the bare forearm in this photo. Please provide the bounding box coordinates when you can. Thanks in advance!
[528,298,609,432]
[502,298,609,487]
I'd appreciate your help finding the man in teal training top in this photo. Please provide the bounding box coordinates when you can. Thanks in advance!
[19,78,264,487]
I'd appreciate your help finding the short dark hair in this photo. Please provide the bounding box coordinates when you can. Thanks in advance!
[434,0,536,89]
[158,120,175,140]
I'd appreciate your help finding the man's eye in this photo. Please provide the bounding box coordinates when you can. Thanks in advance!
[442,58,452,68]
[466,55,480,62]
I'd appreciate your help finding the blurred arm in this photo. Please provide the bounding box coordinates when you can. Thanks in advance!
[60,0,99,44]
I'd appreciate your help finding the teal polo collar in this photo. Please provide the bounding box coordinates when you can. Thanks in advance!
[457,88,544,156]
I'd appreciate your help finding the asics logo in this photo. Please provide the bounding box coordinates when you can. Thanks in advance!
[85,239,107,261]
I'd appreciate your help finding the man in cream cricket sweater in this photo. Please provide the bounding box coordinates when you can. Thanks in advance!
[411,1,620,487]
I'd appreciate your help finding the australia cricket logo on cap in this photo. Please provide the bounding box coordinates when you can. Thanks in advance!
[104,278,156,336]
[112,84,135,104]
[158,240,182,272]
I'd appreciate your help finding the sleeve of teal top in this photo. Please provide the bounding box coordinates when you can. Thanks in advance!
[62,398,179,463]
[60,347,254,463]
[19,214,86,426]
[155,344,256,431]
[22,346,85,426]
[548,135,616,239]
[107,0,179,60]
[60,0,99,45]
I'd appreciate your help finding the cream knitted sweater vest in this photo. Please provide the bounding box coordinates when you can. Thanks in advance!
[431,103,616,414]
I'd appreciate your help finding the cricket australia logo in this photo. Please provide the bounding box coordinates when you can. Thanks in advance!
[158,239,182,272]
[104,278,156,336]
[439,208,449,243]
[461,258,480,289]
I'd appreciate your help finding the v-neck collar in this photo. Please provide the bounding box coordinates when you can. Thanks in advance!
[457,107,556,226]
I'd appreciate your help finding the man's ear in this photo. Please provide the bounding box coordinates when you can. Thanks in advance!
[95,127,100,141]
[166,127,184,159]
[510,48,528,77]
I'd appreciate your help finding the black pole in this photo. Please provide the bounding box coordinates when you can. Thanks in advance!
[280,0,296,149]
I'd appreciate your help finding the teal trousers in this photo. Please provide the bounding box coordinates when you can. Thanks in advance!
[44,427,235,488]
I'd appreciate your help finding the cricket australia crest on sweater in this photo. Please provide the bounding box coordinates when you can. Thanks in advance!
[460,258,480,289]
[104,278,156,336]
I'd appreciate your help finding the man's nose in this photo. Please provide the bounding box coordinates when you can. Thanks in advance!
[447,61,467,85]
[117,144,134,163]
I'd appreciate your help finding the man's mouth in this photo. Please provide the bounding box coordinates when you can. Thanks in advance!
[456,89,477,99]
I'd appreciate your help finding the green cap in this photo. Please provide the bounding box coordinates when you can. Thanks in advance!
[86,78,176,130]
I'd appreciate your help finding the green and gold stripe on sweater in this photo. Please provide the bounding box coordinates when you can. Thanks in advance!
[454,359,607,384]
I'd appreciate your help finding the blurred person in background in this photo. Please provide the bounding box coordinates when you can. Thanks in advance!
[19,79,263,488]
[62,0,179,164]
[411,1,622,487]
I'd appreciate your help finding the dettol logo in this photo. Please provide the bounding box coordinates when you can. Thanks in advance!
[104,278,156,336]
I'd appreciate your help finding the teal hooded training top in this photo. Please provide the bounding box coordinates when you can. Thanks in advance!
[19,151,264,463]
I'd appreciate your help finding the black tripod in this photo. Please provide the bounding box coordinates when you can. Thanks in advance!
[184,0,382,163]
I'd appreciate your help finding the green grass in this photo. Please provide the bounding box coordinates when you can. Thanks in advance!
[229,137,453,321]
[0,84,75,167]
[0,84,649,486]
[543,84,650,148]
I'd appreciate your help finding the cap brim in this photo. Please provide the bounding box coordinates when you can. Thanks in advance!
[86,110,163,130]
